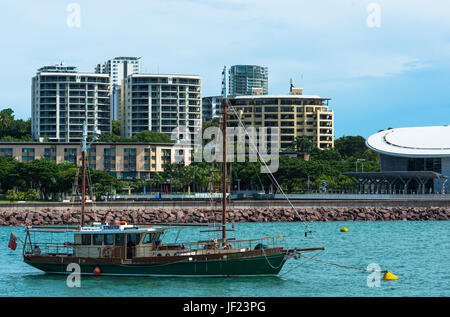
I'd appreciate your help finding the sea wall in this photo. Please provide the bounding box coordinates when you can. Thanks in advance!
[0,206,448,226]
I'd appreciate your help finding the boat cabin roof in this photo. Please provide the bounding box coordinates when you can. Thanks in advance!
[27,223,165,234]
[79,223,162,234]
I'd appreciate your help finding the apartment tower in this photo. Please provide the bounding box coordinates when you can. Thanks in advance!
[31,64,111,142]
[228,87,334,150]
[121,74,202,142]
[95,57,142,121]
[228,65,268,96]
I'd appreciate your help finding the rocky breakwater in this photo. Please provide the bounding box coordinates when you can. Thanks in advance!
[0,206,448,226]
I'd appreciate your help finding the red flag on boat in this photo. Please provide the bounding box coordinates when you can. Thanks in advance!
[8,233,17,250]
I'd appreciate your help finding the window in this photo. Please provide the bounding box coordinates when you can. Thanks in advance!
[143,233,155,244]
[81,234,91,245]
[136,233,142,244]
[115,234,124,246]
[104,234,114,245]
[93,234,103,245]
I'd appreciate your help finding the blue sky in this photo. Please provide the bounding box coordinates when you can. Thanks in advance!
[0,0,449,138]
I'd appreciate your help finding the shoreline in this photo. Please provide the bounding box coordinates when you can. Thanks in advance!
[0,206,448,226]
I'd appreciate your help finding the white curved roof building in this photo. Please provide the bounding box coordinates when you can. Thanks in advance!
[344,125,449,194]
[366,125,450,158]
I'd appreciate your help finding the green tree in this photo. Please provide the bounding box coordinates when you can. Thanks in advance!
[310,147,341,161]
[112,120,121,136]
[131,130,174,143]
[0,108,32,141]
[288,136,313,154]
[334,136,367,159]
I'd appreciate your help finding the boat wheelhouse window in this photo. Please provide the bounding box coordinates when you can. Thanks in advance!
[81,234,91,245]
[127,233,142,245]
[115,234,124,246]
[136,233,142,244]
[93,234,103,245]
[104,234,114,246]
[153,232,162,245]
[143,233,155,244]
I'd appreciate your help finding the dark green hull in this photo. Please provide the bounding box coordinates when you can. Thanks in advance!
[24,253,288,277]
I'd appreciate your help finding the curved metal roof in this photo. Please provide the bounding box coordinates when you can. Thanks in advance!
[366,125,450,158]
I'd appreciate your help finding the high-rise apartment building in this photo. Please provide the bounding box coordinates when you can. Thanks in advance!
[96,57,141,86]
[31,64,111,143]
[228,65,268,96]
[228,88,334,150]
[121,74,202,142]
[202,95,223,122]
[95,57,142,120]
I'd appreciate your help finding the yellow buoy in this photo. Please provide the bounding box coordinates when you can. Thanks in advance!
[340,227,348,232]
[383,271,398,280]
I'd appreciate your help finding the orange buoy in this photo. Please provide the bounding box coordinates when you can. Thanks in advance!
[93,266,101,276]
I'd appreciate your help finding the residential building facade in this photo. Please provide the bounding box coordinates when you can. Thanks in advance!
[31,64,111,143]
[228,65,269,96]
[121,74,202,142]
[0,142,192,181]
[95,57,142,121]
[227,88,334,150]
[202,95,223,122]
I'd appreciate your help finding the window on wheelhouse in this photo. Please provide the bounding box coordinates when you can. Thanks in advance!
[104,234,114,245]
[143,233,155,244]
[115,234,124,246]
[81,234,91,246]
[93,234,103,245]
[127,233,142,245]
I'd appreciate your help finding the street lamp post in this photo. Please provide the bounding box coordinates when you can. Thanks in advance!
[356,159,366,172]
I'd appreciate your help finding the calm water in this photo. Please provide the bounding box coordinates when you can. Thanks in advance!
[0,221,449,297]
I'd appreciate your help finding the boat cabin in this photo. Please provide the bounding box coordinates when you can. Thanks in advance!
[73,223,165,260]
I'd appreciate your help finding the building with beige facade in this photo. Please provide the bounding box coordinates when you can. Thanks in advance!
[0,142,192,181]
[227,88,334,150]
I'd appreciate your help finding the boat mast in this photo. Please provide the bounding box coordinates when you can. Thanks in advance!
[81,120,87,227]
[221,66,227,246]
[221,100,227,246]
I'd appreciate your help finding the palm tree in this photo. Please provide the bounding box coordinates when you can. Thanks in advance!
[291,136,313,154]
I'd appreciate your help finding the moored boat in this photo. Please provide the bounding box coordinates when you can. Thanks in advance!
[23,222,300,277]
